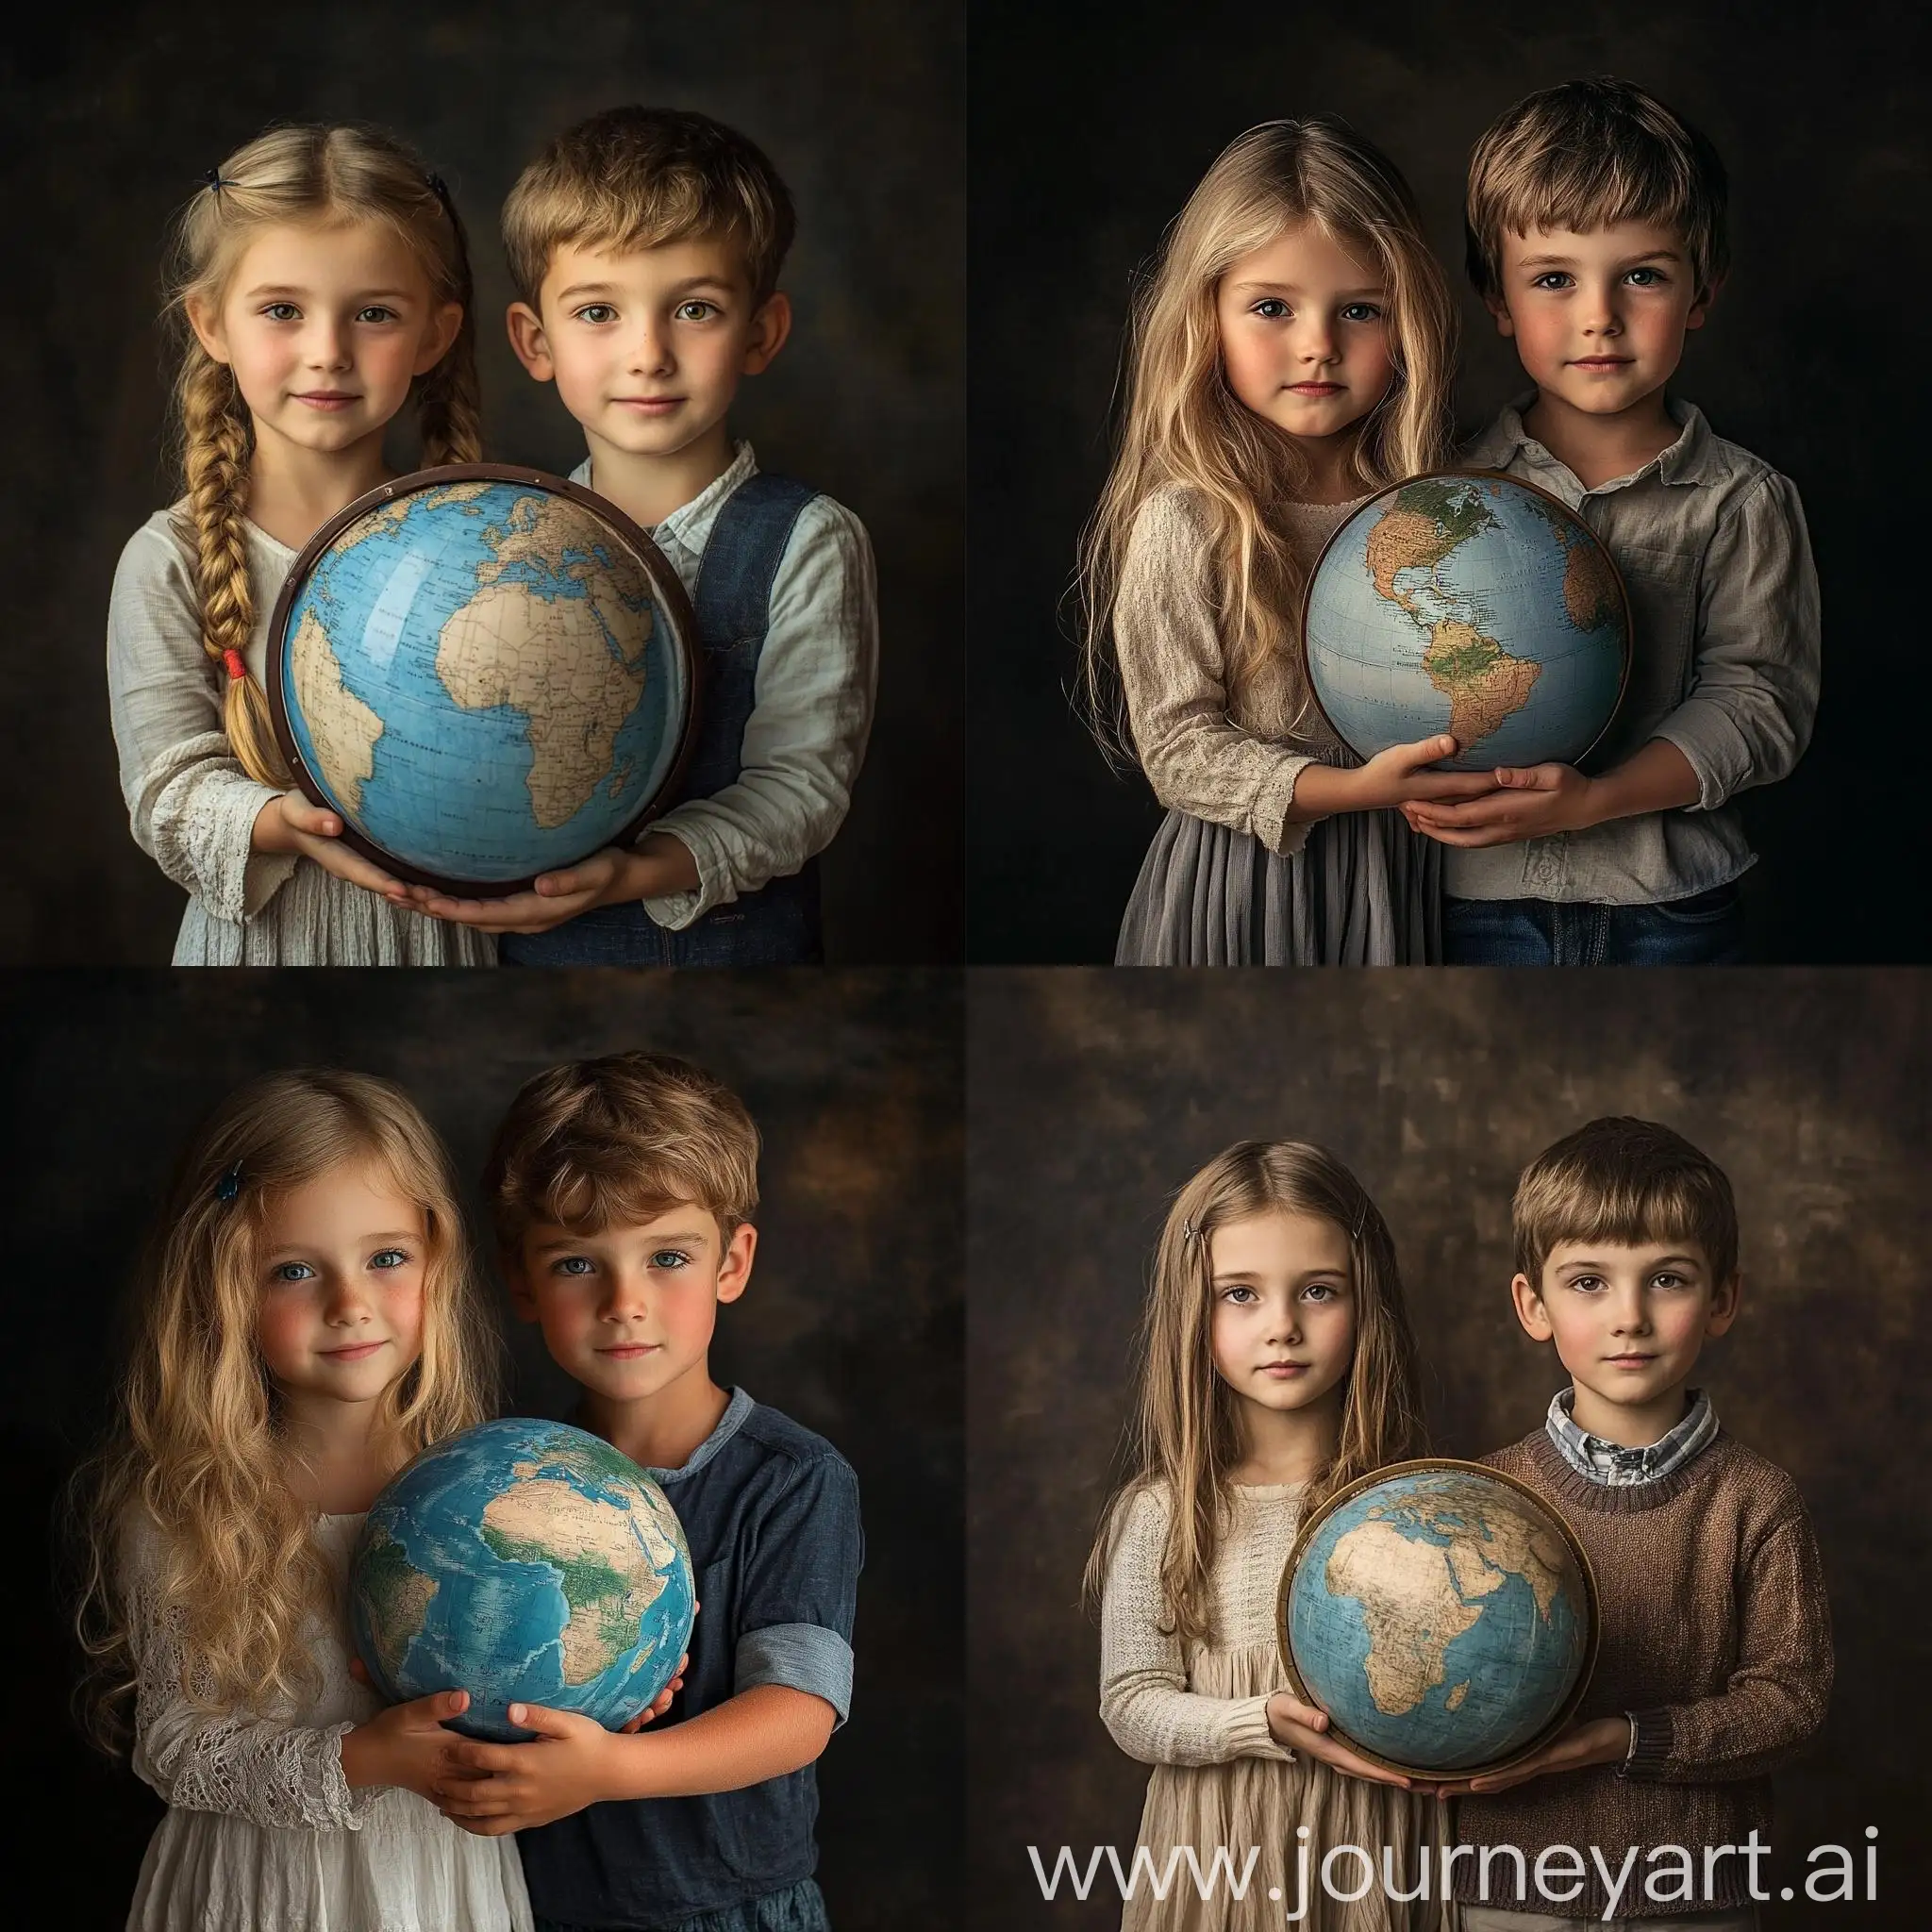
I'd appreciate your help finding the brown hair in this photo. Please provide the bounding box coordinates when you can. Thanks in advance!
[1465,77,1729,303]
[1513,1116,1740,1289]
[1083,1141,1426,1653]
[484,1052,760,1254]
[164,123,484,787]
[72,1071,496,1754]
[1078,117,1457,765]
[501,106,795,309]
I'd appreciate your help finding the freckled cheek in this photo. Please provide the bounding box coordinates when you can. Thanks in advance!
[256,1295,316,1376]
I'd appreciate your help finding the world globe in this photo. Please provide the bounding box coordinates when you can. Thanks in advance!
[1302,472,1631,773]
[268,467,697,894]
[1276,1459,1597,1776]
[349,1417,697,1743]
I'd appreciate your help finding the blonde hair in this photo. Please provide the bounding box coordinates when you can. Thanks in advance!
[1079,118,1457,761]
[72,1071,497,1754]
[483,1051,760,1253]
[1465,78,1729,303]
[1083,1141,1426,1653]
[164,123,484,787]
[1513,1115,1739,1289]
[501,106,794,309]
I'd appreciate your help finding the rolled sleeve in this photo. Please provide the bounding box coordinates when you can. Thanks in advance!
[642,497,877,928]
[735,1622,855,1725]
[1650,471,1820,811]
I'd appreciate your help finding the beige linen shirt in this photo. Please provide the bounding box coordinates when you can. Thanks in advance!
[1447,397,1821,904]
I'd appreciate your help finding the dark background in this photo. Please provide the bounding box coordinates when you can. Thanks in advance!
[1,0,962,964]
[967,0,1932,964]
[11,970,962,1927]
[968,969,1930,1927]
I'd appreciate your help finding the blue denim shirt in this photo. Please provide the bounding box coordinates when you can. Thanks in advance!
[516,1391,862,1929]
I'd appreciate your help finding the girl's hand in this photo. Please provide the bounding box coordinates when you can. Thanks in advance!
[340,1688,485,1802]
[1292,737,1500,818]
[251,793,412,906]
[434,1702,625,1835]
[1265,1690,1412,1790]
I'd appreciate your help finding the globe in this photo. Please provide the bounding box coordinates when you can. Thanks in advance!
[1302,471,1631,773]
[1276,1459,1597,1776]
[269,467,696,894]
[349,1417,697,1743]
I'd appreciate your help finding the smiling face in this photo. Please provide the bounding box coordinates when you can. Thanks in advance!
[509,1202,756,1407]
[1488,218,1711,423]
[507,236,790,470]
[1513,1238,1740,1444]
[1208,1207,1357,1431]
[253,1158,429,1414]
[1214,220,1397,447]
[188,219,460,459]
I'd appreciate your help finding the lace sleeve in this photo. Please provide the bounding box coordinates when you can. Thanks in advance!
[125,1538,375,1832]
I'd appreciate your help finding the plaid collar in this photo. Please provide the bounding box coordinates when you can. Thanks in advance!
[1545,1386,1718,1488]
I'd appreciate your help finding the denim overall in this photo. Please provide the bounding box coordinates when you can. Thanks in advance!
[501,475,824,967]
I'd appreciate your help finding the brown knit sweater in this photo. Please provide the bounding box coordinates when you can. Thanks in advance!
[1450,1426,1833,1919]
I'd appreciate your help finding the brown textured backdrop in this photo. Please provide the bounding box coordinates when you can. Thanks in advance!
[968,969,1929,1928]
[10,969,961,1927]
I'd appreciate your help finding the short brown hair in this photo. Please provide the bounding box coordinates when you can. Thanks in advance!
[1465,77,1728,302]
[501,106,795,308]
[1513,1116,1739,1288]
[483,1052,759,1251]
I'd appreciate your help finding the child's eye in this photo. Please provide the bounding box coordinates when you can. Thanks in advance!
[261,303,301,323]
[369,1248,410,1271]
[1302,1282,1339,1302]
[1530,273,1574,291]
[1651,1271,1687,1290]
[574,304,617,325]
[1571,1274,1607,1292]
[271,1260,315,1284]
[1250,298,1291,320]
[1339,303,1382,324]
[552,1255,597,1277]
[651,1249,692,1271]
[675,301,717,323]
[1219,1284,1257,1304]
[356,305,399,325]
[1624,267,1666,287]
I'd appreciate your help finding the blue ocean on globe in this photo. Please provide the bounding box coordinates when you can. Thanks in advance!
[350,1417,696,1743]
[1282,1464,1593,1774]
[1304,473,1629,773]
[277,477,689,888]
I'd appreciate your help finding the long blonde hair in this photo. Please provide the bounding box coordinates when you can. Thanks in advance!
[1083,1141,1426,1654]
[72,1071,498,1754]
[164,124,484,787]
[1078,119,1457,763]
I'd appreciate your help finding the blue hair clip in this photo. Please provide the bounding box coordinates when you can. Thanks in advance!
[203,168,231,193]
[215,1162,243,1204]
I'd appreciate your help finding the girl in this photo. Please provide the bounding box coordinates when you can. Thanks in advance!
[71,1070,525,1927]
[107,125,491,964]
[1080,119,1494,964]
[1086,1141,1439,1931]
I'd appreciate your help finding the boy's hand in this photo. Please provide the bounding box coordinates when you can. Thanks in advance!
[1419,1715,1632,1800]
[433,1702,624,1834]
[407,831,701,933]
[1402,762,1598,845]
[617,1652,689,1733]
[1265,1690,1412,1790]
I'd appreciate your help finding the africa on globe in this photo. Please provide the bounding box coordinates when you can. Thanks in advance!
[349,1417,697,1742]
[1276,1459,1597,1776]
[1301,471,1630,774]
[269,466,697,895]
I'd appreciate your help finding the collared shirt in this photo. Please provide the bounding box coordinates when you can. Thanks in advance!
[572,442,878,930]
[1446,397,1820,907]
[1545,1384,1720,1487]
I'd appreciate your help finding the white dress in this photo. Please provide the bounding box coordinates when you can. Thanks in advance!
[125,1511,530,1932]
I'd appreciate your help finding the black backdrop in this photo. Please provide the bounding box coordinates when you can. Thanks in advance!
[1,0,962,964]
[10,970,962,1927]
[968,968,1931,1928]
[966,0,1932,963]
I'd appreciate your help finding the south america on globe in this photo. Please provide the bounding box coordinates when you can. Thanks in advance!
[1302,472,1630,773]
[270,467,696,894]
[1276,1459,1597,1776]
[349,1417,697,1742]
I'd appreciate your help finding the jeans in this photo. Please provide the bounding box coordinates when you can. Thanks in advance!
[1443,883,1745,966]
[535,1875,830,1932]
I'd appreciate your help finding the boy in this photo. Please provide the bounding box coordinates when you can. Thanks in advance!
[442,1052,862,1932]
[1446,1117,1831,1929]
[418,108,877,964]
[1404,80,1820,966]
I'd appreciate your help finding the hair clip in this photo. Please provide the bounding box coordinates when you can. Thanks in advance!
[1181,1216,1201,1242]
[203,168,231,194]
[215,1161,243,1204]
[425,170,453,208]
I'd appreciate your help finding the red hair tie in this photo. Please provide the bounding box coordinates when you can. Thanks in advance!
[222,649,248,682]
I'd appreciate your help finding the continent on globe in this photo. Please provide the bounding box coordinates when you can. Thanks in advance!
[1325,1519,1482,1716]
[287,608,384,816]
[355,1520,437,1684]
[1522,491,1624,633]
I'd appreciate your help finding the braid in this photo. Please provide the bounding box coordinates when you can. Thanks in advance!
[180,354,291,787]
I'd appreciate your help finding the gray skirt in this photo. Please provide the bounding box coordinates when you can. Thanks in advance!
[1115,807,1441,964]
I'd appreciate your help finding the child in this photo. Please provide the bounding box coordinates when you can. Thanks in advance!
[72,1070,528,1927]
[1087,1141,1438,1929]
[438,1052,862,1932]
[1404,80,1822,966]
[1446,1118,1832,1928]
[414,108,878,965]
[1079,118,1499,965]
[107,124,493,965]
